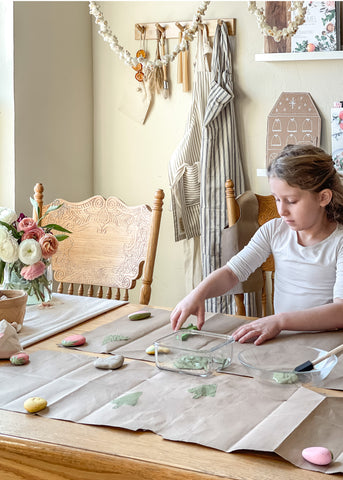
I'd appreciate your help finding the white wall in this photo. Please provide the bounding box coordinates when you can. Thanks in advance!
[0,0,14,207]
[10,1,343,309]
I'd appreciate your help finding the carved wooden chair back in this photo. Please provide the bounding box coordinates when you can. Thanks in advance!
[33,183,164,305]
[225,179,279,317]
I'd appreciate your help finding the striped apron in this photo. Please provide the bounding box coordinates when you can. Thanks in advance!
[169,28,212,241]
[200,22,245,313]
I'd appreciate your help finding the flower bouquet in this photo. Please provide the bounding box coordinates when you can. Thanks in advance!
[0,198,70,305]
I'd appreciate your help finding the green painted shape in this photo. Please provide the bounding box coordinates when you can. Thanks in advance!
[173,355,208,370]
[112,391,143,409]
[177,323,199,341]
[102,334,130,345]
[188,384,217,399]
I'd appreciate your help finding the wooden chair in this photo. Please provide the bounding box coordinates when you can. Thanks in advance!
[32,183,164,305]
[225,179,279,317]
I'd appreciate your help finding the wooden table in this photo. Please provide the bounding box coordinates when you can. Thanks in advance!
[0,303,342,480]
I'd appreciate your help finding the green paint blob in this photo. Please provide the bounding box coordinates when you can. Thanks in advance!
[112,391,143,409]
[188,384,217,399]
[272,372,298,384]
[173,355,208,370]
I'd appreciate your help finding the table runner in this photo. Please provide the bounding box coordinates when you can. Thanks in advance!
[75,307,343,390]
[0,350,342,474]
[19,293,127,347]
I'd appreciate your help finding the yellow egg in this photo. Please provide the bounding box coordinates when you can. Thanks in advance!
[145,345,170,355]
[24,397,48,413]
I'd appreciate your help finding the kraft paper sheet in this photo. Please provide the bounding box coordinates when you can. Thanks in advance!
[0,350,342,474]
[76,308,343,390]
[18,293,127,348]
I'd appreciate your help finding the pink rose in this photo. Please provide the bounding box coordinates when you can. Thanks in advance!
[339,111,343,121]
[21,261,46,280]
[39,233,58,259]
[18,217,37,232]
[21,226,45,241]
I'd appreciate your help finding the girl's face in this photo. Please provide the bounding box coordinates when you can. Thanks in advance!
[269,177,331,232]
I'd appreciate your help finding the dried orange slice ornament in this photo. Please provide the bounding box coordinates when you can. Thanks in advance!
[136,49,146,58]
[132,63,143,72]
[135,71,144,82]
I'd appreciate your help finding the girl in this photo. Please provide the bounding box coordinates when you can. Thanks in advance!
[170,144,343,344]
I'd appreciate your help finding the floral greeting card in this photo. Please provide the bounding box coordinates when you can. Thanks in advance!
[291,1,338,52]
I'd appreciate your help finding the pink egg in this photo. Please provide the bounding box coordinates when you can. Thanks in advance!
[10,352,30,366]
[302,446,333,466]
[61,334,86,347]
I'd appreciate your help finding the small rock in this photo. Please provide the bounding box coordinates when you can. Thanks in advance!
[10,352,30,365]
[302,446,333,466]
[128,310,151,321]
[94,355,124,370]
[24,397,48,413]
[61,334,86,347]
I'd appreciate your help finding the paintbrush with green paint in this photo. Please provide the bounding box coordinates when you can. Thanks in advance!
[294,343,343,372]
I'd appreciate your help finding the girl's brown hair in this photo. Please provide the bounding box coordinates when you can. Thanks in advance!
[267,144,343,224]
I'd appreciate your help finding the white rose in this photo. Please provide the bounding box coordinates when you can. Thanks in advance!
[0,207,17,225]
[18,238,42,265]
[0,232,19,263]
[0,226,8,243]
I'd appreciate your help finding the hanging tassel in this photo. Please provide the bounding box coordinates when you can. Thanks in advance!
[151,29,164,95]
[182,40,190,92]
[160,32,169,99]
[177,31,183,84]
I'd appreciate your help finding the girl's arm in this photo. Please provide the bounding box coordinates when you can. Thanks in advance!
[170,265,239,330]
[232,299,343,345]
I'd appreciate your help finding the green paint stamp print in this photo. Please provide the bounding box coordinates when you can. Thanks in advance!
[112,391,143,409]
[188,384,217,399]
[102,334,130,345]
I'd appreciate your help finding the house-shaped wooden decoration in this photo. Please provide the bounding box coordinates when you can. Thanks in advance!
[266,92,321,164]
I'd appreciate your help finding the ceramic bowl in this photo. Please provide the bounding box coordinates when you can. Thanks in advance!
[154,330,234,377]
[238,345,337,386]
[0,290,28,327]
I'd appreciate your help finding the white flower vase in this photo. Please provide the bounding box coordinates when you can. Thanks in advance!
[3,259,53,305]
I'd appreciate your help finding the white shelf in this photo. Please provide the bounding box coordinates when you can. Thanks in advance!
[255,51,343,62]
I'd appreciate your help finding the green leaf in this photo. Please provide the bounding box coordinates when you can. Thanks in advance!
[46,204,63,214]
[30,197,40,219]
[55,234,69,242]
[0,260,5,284]
[43,224,72,233]
[0,220,22,239]
[38,202,64,223]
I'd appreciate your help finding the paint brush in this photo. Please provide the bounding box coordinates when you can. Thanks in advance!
[294,343,343,372]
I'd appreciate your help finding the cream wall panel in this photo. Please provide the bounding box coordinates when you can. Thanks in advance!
[14,1,93,216]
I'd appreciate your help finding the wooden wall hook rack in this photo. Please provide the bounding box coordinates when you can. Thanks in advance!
[135,18,236,40]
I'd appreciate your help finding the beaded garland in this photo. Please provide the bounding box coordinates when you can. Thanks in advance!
[248,1,307,42]
[88,1,211,73]
[89,1,308,73]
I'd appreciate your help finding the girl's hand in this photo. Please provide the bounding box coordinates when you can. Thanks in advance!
[170,291,205,331]
[232,316,282,345]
